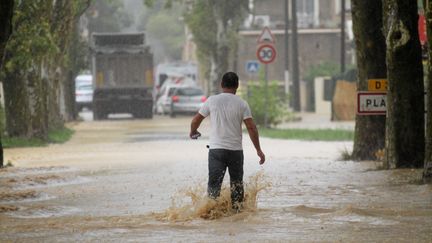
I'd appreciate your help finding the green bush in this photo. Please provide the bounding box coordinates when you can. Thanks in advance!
[0,104,4,136]
[304,61,340,83]
[3,127,74,148]
[260,128,354,141]
[243,80,290,127]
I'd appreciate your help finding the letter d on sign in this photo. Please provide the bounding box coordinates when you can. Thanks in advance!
[375,82,381,90]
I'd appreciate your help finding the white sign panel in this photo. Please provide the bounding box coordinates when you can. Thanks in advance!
[357,92,386,115]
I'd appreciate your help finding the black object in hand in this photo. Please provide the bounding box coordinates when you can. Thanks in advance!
[191,132,201,139]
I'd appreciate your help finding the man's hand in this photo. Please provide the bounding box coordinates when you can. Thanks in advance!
[190,113,205,139]
[244,118,265,165]
[257,150,265,165]
[190,130,201,139]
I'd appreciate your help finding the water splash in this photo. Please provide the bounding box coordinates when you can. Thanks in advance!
[153,171,271,221]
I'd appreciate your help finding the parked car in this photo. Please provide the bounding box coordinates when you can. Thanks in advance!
[169,86,206,117]
[155,84,181,115]
[154,75,199,114]
[75,74,93,111]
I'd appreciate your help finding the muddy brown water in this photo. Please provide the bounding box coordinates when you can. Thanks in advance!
[1,115,431,242]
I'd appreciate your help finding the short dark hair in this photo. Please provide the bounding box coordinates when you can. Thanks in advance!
[221,72,239,88]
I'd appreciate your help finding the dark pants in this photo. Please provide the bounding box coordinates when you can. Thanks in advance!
[208,149,244,209]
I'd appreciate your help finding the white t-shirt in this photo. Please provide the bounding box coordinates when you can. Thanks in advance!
[199,93,252,150]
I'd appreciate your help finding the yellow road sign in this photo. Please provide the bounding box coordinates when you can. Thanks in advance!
[368,79,387,91]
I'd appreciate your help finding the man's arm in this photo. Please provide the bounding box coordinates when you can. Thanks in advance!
[244,118,265,164]
[190,113,205,139]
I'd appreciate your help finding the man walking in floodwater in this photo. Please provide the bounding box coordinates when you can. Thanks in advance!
[189,71,265,211]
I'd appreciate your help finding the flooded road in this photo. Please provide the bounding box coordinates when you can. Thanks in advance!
[1,112,431,242]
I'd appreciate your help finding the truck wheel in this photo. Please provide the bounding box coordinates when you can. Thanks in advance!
[133,112,143,119]
[144,109,153,119]
[93,112,100,120]
[94,109,107,120]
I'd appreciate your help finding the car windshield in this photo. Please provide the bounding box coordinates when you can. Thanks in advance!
[177,88,203,96]
[168,87,177,96]
[76,84,93,91]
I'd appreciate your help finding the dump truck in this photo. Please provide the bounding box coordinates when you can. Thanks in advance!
[90,32,154,120]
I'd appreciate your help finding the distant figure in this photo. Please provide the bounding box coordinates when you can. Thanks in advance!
[189,71,265,211]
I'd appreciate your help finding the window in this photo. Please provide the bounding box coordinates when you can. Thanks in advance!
[77,84,93,91]
[177,88,203,96]
[296,0,316,28]
[297,0,314,15]
[335,0,351,14]
[168,88,177,96]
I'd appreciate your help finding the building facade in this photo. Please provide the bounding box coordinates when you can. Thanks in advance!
[237,0,352,111]
[238,0,352,81]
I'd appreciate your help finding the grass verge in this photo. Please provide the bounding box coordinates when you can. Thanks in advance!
[3,127,74,148]
[259,128,354,141]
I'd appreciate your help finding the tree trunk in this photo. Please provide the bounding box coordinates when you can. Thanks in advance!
[0,0,14,167]
[64,70,77,121]
[208,2,230,95]
[423,0,432,182]
[351,0,387,160]
[28,70,48,140]
[47,72,64,130]
[209,55,219,95]
[52,0,75,122]
[0,0,14,67]
[384,0,425,168]
[290,0,301,112]
[3,72,32,138]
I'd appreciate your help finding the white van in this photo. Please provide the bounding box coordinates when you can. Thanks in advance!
[75,74,93,111]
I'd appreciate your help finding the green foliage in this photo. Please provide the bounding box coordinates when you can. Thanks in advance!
[0,104,5,137]
[339,147,354,161]
[144,0,173,8]
[3,127,74,148]
[5,160,14,167]
[184,0,248,57]
[3,137,46,148]
[3,1,58,74]
[86,0,132,33]
[304,61,340,82]
[1,0,90,139]
[48,127,75,143]
[184,1,217,58]
[144,0,248,87]
[140,2,185,61]
[243,80,290,127]
[259,128,354,141]
[183,0,218,80]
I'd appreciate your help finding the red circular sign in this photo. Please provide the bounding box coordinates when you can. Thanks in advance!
[256,44,276,64]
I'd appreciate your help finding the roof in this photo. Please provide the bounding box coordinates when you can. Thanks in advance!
[91,32,146,49]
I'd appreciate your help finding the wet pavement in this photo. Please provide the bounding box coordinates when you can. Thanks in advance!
[1,112,431,242]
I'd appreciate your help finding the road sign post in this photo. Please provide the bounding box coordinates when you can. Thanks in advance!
[256,27,276,128]
[256,44,276,128]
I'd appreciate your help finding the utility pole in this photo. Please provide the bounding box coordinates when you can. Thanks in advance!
[284,0,290,96]
[341,0,346,74]
[290,0,300,111]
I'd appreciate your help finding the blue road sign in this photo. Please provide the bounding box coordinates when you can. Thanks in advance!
[246,60,260,74]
